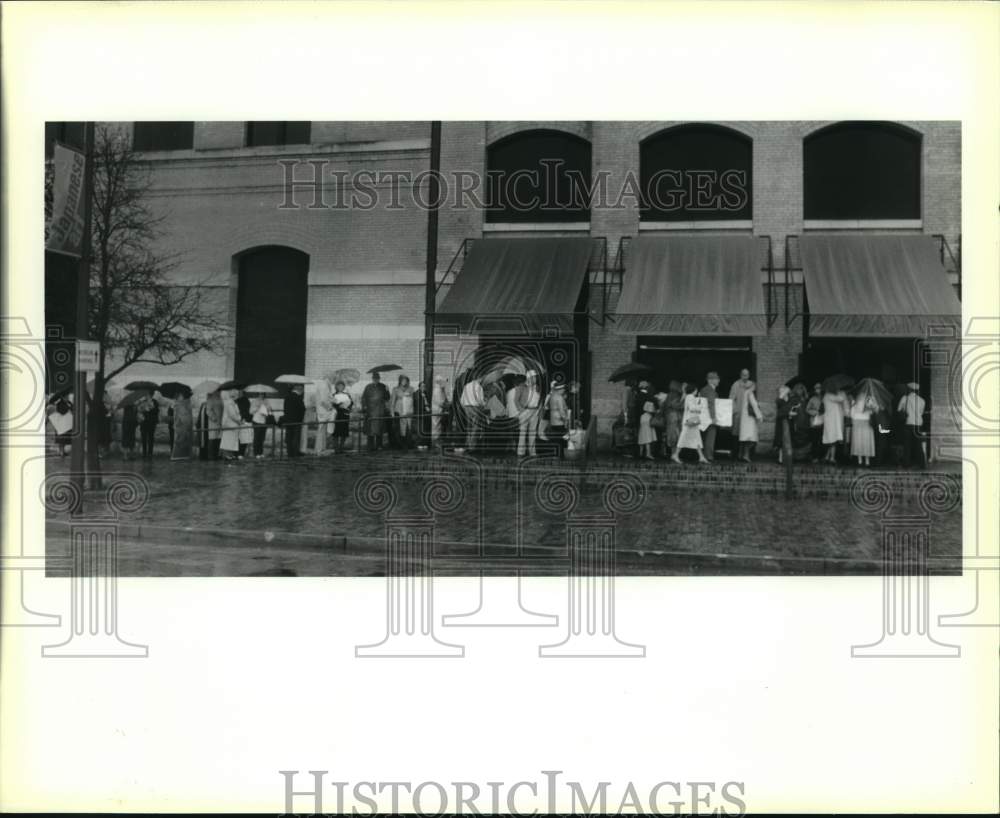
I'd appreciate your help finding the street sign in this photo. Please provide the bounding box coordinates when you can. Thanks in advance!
[76,340,100,373]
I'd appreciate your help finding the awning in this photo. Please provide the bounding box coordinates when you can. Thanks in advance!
[613,236,766,334]
[800,235,961,336]
[435,237,592,334]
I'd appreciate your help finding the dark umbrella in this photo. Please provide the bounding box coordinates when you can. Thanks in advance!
[499,373,519,393]
[609,362,653,383]
[158,381,193,399]
[784,374,808,389]
[124,380,159,391]
[367,364,403,374]
[822,373,855,393]
[217,379,247,391]
[47,386,73,404]
[117,391,149,409]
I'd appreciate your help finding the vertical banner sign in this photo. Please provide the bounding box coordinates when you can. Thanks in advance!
[46,142,87,258]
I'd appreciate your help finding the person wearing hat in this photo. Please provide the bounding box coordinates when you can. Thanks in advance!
[280,383,307,457]
[545,379,571,458]
[897,381,926,468]
[515,369,542,457]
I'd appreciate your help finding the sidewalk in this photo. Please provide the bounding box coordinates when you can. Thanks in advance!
[43,449,963,577]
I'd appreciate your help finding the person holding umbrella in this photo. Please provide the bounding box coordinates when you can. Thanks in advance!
[47,395,74,457]
[197,389,224,461]
[515,369,542,457]
[362,372,391,452]
[250,393,273,459]
[331,381,353,453]
[219,389,245,461]
[137,392,160,459]
[391,374,415,449]
[897,381,927,469]
[821,380,849,465]
[280,384,307,457]
[157,383,195,461]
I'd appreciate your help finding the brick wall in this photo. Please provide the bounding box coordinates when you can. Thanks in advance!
[114,121,962,453]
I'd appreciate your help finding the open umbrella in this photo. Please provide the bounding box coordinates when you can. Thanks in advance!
[822,373,855,393]
[117,391,149,409]
[125,380,159,391]
[275,374,313,385]
[784,374,809,389]
[367,364,402,374]
[853,377,892,411]
[609,362,653,383]
[192,379,221,396]
[218,379,247,391]
[159,381,193,399]
[328,368,360,386]
[245,383,278,395]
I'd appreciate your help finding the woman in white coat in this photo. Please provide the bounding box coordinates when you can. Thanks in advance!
[821,388,847,464]
[735,381,764,462]
[219,389,245,460]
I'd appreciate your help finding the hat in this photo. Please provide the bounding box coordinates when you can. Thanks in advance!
[551,380,565,390]
[906,381,920,390]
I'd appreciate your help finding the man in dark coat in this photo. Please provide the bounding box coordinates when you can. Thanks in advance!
[361,373,391,452]
[699,371,721,462]
[280,384,306,457]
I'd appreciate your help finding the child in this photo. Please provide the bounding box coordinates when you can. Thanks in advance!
[637,399,656,461]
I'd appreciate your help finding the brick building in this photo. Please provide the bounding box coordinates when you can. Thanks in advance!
[45,120,962,452]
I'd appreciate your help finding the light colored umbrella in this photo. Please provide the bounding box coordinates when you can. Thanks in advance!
[275,374,313,384]
[245,383,278,395]
[330,368,361,386]
[192,379,221,396]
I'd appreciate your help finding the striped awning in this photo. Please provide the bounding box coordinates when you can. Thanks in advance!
[799,235,961,336]
[613,235,766,335]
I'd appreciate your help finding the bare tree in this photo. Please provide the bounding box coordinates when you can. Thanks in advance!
[83,125,228,469]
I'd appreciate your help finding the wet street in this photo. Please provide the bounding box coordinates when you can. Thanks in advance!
[44,451,962,577]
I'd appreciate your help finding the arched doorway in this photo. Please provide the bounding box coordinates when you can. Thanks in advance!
[233,246,309,384]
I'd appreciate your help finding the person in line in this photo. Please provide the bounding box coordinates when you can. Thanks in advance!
[805,382,824,463]
[312,378,334,456]
[250,393,272,459]
[391,374,415,449]
[731,375,763,463]
[197,390,223,461]
[821,385,847,464]
[673,383,710,465]
[281,383,307,458]
[850,390,876,467]
[699,372,720,463]
[166,404,175,452]
[546,381,571,459]
[516,370,541,457]
[233,389,251,457]
[137,393,160,459]
[170,393,194,461]
[413,379,432,450]
[121,401,138,460]
[458,372,485,454]
[897,381,927,468]
[219,389,245,462]
[631,379,654,457]
[362,373,390,452]
[430,375,448,447]
[505,374,522,454]
[637,396,656,461]
[789,383,813,462]
[331,381,353,454]
[773,385,802,465]
[48,397,74,457]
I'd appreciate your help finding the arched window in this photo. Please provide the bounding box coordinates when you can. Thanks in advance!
[485,129,592,223]
[639,124,752,222]
[804,122,921,220]
[233,246,309,384]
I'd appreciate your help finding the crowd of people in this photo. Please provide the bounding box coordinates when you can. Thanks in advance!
[48,366,929,469]
[618,369,929,468]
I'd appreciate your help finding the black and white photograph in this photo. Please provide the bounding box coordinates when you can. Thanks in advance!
[2,2,997,816]
[40,118,963,576]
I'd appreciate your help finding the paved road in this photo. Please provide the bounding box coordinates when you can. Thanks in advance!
[44,452,962,576]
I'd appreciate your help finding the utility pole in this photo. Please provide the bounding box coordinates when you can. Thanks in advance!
[423,121,442,393]
[69,122,96,511]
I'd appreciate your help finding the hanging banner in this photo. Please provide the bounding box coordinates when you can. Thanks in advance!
[45,142,87,257]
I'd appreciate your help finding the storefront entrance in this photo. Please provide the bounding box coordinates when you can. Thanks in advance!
[635,336,754,396]
[801,337,930,397]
